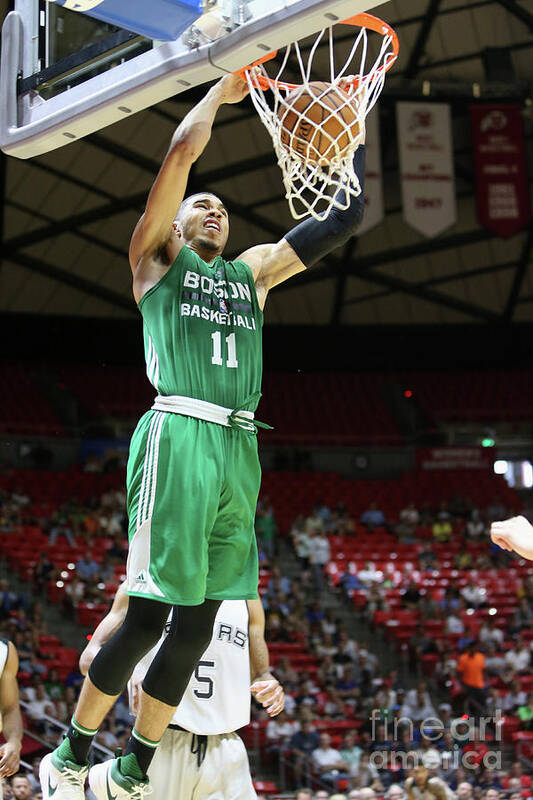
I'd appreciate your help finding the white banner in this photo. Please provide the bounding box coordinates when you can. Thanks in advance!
[397,102,456,237]
[358,106,384,235]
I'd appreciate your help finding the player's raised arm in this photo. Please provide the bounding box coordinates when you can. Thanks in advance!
[247,598,285,717]
[129,74,250,276]
[79,583,129,675]
[490,515,533,560]
[239,141,366,307]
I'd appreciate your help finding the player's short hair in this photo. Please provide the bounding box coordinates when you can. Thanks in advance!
[175,192,226,222]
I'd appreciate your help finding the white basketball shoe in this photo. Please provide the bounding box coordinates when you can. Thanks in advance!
[89,758,152,800]
[40,751,89,800]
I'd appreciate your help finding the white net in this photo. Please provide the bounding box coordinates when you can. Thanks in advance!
[243,18,397,221]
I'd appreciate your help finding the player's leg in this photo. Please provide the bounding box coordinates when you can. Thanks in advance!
[206,430,261,603]
[40,596,170,800]
[89,415,226,796]
[195,733,257,800]
[89,601,221,800]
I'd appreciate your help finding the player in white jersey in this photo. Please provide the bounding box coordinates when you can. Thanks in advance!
[80,584,284,800]
[0,638,23,800]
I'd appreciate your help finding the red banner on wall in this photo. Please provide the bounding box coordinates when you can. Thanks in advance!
[470,105,531,238]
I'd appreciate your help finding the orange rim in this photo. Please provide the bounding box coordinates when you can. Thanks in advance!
[236,13,399,92]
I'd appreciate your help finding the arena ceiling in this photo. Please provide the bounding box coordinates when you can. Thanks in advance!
[0,0,532,327]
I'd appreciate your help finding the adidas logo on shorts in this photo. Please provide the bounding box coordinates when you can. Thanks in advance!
[136,570,147,584]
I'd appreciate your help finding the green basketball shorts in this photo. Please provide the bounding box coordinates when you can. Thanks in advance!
[125,409,261,605]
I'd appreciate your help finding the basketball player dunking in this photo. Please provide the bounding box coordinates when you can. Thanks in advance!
[40,72,366,800]
[80,584,283,799]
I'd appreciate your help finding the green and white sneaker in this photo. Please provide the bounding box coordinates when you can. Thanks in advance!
[40,751,89,800]
[89,759,152,800]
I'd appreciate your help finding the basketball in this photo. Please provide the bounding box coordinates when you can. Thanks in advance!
[277,81,360,164]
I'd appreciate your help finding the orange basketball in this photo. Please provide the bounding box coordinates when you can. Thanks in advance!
[277,81,360,164]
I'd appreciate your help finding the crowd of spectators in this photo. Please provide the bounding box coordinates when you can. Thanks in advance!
[0,478,531,798]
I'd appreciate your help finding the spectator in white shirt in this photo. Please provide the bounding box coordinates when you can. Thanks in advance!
[504,679,528,712]
[478,619,504,648]
[505,637,531,673]
[266,710,299,752]
[401,681,436,722]
[446,613,465,635]
[308,531,331,590]
[312,732,349,787]
[461,580,486,609]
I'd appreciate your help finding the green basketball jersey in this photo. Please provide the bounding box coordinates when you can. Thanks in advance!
[138,245,263,411]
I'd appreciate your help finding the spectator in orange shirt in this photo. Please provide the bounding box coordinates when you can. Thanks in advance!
[457,640,487,714]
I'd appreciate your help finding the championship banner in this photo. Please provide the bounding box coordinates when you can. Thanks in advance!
[470,105,531,238]
[417,447,492,471]
[357,106,384,235]
[397,102,457,238]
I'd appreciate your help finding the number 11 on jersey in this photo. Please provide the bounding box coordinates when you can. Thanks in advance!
[211,332,238,368]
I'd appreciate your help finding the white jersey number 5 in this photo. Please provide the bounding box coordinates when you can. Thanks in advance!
[193,660,216,699]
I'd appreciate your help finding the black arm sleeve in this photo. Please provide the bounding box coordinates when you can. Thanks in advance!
[283,145,366,268]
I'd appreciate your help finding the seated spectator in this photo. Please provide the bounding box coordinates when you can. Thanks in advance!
[517,693,533,730]
[48,518,75,547]
[504,679,527,713]
[64,577,87,613]
[461,580,486,609]
[432,518,452,543]
[336,630,359,664]
[513,598,533,632]
[462,730,489,769]
[478,619,504,648]
[360,503,386,532]
[508,761,532,788]
[400,682,436,721]
[305,507,325,535]
[26,684,55,731]
[108,533,127,563]
[290,720,320,786]
[33,553,55,592]
[402,581,420,609]
[10,774,35,800]
[76,550,100,582]
[353,754,383,791]
[308,530,331,591]
[335,665,360,706]
[505,636,530,673]
[312,732,349,788]
[466,509,485,540]
[484,644,506,677]
[316,633,339,659]
[340,731,363,777]
[445,612,465,635]
[292,515,311,570]
[418,545,438,571]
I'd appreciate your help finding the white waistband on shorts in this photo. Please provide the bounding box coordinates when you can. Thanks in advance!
[151,394,255,432]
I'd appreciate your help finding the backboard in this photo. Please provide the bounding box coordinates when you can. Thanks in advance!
[0,0,383,159]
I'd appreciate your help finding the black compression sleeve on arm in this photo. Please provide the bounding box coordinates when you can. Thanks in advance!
[284,145,366,268]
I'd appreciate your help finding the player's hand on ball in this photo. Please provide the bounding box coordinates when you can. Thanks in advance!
[217,73,250,104]
[250,679,285,717]
[490,515,533,560]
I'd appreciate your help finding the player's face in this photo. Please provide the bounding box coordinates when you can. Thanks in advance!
[177,194,229,253]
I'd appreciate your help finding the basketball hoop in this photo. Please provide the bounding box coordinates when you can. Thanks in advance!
[238,14,399,221]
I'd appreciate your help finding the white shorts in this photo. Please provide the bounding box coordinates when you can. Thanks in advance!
[148,727,257,800]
